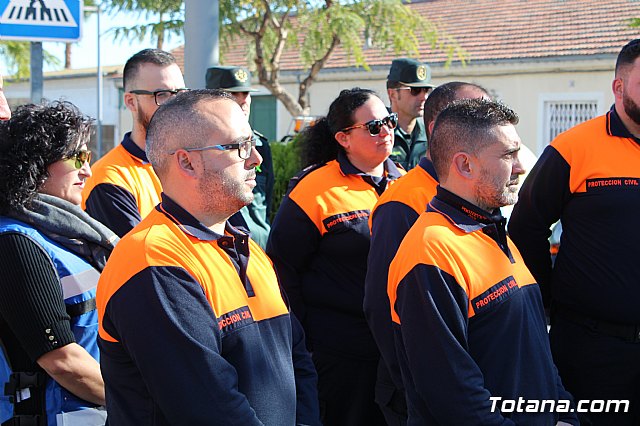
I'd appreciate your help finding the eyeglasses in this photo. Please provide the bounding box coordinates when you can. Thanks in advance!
[396,86,433,96]
[64,149,92,169]
[341,113,398,136]
[168,135,257,160]
[129,88,190,106]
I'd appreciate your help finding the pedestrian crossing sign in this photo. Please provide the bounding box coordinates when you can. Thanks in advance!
[0,0,81,42]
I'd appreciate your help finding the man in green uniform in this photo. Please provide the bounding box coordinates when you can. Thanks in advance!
[206,66,274,249]
[387,58,435,170]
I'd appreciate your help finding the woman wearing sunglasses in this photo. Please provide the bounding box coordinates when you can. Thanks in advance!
[0,102,117,425]
[267,88,403,426]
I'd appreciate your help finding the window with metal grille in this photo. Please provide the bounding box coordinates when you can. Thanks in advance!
[547,102,598,141]
[537,93,604,153]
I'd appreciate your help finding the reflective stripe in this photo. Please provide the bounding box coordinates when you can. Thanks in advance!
[56,407,107,425]
[60,268,100,299]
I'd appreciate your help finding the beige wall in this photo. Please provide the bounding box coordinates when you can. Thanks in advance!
[7,57,616,158]
[274,57,617,156]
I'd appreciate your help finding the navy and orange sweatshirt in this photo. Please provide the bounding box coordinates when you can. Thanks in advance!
[509,106,640,323]
[389,187,577,425]
[97,194,319,425]
[83,133,162,237]
[267,152,402,359]
[365,157,438,391]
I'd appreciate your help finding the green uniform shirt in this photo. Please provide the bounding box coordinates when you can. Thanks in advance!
[229,130,274,249]
[390,119,427,171]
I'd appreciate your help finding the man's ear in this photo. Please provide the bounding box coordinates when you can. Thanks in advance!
[428,120,436,136]
[451,151,474,179]
[174,150,198,178]
[123,92,138,113]
[613,77,624,101]
[387,88,398,107]
[335,131,350,150]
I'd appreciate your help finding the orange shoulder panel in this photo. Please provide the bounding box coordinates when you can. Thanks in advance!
[370,165,438,229]
[552,115,640,193]
[288,160,381,235]
[97,210,288,342]
[82,145,162,216]
[388,212,535,324]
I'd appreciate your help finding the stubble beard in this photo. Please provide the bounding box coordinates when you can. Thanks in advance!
[137,102,152,133]
[475,167,518,211]
[199,167,255,219]
[623,90,640,127]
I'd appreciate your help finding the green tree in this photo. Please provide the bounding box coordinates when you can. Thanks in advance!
[221,0,466,116]
[105,0,466,116]
[0,41,60,79]
[104,0,184,50]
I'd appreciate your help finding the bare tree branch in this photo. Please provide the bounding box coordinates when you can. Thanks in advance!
[298,35,339,112]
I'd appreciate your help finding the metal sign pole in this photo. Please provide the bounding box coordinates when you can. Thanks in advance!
[30,41,43,103]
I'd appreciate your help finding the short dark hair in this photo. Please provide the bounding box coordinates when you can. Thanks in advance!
[146,89,234,177]
[386,80,402,90]
[123,48,177,91]
[430,98,519,180]
[0,101,93,214]
[615,39,640,77]
[301,87,377,166]
[423,82,489,138]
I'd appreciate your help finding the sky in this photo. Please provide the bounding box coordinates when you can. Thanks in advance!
[2,8,184,74]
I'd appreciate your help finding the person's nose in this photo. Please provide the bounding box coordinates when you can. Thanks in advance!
[246,144,262,169]
[80,160,92,178]
[513,154,526,176]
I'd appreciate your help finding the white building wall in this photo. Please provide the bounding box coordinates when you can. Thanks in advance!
[4,57,617,158]
[275,58,616,156]
[4,73,124,152]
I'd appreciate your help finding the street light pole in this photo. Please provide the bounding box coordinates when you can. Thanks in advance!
[96,5,103,158]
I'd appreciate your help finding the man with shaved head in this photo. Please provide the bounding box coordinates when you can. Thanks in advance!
[97,89,319,425]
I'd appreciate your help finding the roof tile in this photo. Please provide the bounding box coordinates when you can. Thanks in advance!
[172,0,640,71]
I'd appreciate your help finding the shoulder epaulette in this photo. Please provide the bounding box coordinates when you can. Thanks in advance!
[286,163,326,195]
[253,130,268,142]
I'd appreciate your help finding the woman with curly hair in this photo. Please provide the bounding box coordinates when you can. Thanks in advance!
[267,88,403,426]
[0,101,117,425]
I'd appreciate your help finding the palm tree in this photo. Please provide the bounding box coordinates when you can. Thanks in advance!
[64,0,97,69]
[0,41,59,79]
[105,0,183,50]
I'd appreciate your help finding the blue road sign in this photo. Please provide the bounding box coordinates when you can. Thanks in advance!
[0,0,81,42]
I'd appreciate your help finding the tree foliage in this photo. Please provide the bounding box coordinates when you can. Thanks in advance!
[104,0,183,49]
[0,41,60,79]
[105,0,466,116]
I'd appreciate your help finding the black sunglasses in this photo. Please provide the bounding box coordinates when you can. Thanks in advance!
[64,149,92,169]
[341,113,398,136]
[396,86,433,96]
[129,88,190,106]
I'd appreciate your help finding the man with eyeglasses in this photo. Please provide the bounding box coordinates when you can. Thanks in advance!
[82,48,188,237]
[205,66,274,249]
[386,58,435,171]
[97,89,320,425]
